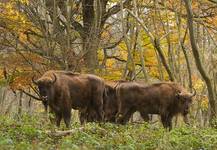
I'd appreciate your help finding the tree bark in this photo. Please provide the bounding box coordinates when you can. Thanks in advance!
[82,0,97,73]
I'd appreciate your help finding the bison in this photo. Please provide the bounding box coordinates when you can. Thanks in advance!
[79,82,118,123]
[115,82,196,130]
[103,83,118,122]
[32,70,105,128]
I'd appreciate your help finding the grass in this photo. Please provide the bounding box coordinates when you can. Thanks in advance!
[0,113,217,150]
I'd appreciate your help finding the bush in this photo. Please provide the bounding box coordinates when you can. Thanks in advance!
[0,114,217,150]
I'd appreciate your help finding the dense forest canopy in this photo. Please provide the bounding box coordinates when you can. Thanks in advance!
[0,0,217,149]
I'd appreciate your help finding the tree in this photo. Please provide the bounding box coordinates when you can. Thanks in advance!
[43,0,133,73]
[183,0,216,123]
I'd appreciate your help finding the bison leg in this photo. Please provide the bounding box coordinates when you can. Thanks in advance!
[55,112,62,127]
[161,115,172,131]
[183,114,190,125]
[140,111,149,122]
[167,117,172,131]
[123,109,135,124]
[79,108,87,125]
[48,109,55,124]
[48,108,62,127]
[92,97,104,122]
[79,114,85,125]
[63,109,71,128]
[116,102,128,124]
[161,115,167,128]
[116,108,135,124]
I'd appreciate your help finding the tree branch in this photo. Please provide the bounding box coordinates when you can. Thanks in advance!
[19,89,43,101]
[46,127,84,137]
[102,0,132,24]
[107,55,155,68]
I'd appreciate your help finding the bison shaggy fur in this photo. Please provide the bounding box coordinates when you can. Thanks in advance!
[33,70,105,128]
[115,82,196,130]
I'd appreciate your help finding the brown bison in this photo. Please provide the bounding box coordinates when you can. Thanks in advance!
[78,107,100,124]
[103,83,119,122]
[79,82,118,123]
[32,70,105,128]
[115,82,196,130]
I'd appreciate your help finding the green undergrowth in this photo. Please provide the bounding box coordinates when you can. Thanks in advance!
[0,114,217,150]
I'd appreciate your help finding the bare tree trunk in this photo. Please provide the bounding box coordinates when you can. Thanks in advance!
[64,0,72,70]
[157,0,177,80]
[82,0,96,73]
[121,0,136,80]
[18,91,23,115]
[176,12,193,91]
[82,0,103,73]
[127,9,175,81]
[138,41,149,82]
[155,50,164,80]
[28,88,32,114]
[153,39,175,81]
[181,44,193,91]
[183,0,216,124]
[133,0,148,82]
[0,88,8,114]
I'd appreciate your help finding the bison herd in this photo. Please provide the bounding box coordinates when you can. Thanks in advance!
[32,70,196,130]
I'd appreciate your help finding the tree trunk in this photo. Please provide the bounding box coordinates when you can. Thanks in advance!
[82,0,97,73]
[82,0,105,73]
[121,0,136,80]
[18,91,23,115]
[133,0,148,81]
[127,9,175,81]
[153,39,175,81]
[183,0,216,124]
[157,0,177,80]
[176,11,193,91]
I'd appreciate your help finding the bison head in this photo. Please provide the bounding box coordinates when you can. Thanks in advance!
[32,73,57,101]
[103,84,118,122]
[176,88,196,115]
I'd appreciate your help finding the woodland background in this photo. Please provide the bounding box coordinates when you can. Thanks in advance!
[0,0,217,149]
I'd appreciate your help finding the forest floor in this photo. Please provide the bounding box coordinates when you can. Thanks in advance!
[0,113,217,150]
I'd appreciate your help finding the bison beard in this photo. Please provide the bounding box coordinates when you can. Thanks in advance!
[33,70,105,128]
[115,82,196,130]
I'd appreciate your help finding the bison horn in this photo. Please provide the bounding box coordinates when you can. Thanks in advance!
[32,75,38,85]
[190,88,196,97]
[51,73,57,84]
